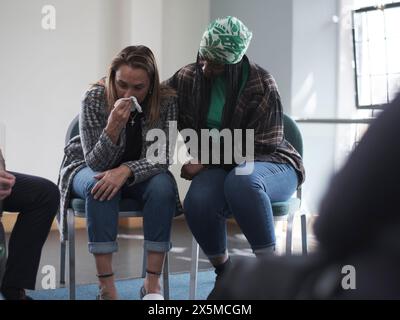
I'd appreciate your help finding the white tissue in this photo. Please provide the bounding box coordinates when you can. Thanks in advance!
[117,96,143,113]
[130,96,143,113]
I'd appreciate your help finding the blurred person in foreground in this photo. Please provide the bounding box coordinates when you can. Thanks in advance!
[210,94,400,300]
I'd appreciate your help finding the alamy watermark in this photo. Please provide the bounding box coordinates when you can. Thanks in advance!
[41,265,56,289]
[41,5,56,30]
[341,264,356,290]
[145,121,256,175]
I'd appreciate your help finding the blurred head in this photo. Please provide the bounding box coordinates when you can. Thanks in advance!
[105,45,163,123]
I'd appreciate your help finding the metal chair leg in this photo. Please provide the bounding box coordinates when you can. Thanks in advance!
[189,236,199,300]
[141,247,147,278]
[301,214,308,255]
[67,209,76,300]
[163,253,170,300]
[142,247,170,299]
[285,209,295,255]
[60,240,66,285]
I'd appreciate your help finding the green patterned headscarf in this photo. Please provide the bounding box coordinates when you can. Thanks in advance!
[199,16,253,64]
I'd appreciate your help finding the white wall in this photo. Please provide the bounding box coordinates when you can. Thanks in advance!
[291,0,340,214]
[123,0,164,76]
[210,0,294,112]
[0,0,108,181]
[161,0,210,81]
[0,0,210,193]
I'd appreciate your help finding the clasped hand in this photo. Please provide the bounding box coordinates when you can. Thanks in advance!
[180,162,205,181]
[91,165,131,201]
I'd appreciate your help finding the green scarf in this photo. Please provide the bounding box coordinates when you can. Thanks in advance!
[199,16,253,65]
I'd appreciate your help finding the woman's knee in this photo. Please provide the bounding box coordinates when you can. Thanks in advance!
[82,176,99,196]
[72,167,101,197]
[224,170,261,200]
[144,173,176,202]
[184,187,225,221]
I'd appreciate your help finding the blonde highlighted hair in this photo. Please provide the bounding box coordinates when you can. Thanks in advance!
[103,45,175,124]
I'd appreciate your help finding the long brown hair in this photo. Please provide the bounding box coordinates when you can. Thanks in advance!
[104,45,175,123]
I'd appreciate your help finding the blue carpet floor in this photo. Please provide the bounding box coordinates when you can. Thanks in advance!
[27,270,215,300]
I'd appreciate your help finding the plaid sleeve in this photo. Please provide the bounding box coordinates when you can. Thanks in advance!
[162,65,196,132]
[123,97,178,185]
[80,87,124,172]
[162,73,177,91]
[249,79,284,156]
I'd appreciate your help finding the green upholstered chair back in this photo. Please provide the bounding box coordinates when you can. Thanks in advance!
[283,114,303,157]
[65,115,79,145]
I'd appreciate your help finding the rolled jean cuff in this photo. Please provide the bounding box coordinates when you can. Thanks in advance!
[206,249,228,260]
[253,243,275,256]
[88,241,118,254]
[144,240,172,253]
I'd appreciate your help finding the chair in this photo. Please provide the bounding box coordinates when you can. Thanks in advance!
[188,113,307,299]
[59,115,181,300]
[0,212,6,289]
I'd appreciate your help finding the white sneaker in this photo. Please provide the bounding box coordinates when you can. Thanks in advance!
[140,286,164,300]
[142,293,164,300]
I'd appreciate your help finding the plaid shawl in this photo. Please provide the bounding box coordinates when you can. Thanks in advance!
[164,57,305,184]
[57,84,182,241]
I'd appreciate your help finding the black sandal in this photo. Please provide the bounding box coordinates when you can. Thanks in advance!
[146,269,162,276]
[96,272,114,279]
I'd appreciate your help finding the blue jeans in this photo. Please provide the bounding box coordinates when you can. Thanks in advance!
[72,167,176,254]
[184,162,299,258]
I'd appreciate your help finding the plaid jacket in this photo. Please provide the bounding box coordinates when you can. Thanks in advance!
[164,56,305,184]
[57,84,182,241]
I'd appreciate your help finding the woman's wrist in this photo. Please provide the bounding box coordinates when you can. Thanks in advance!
[105,124,121,144]
[119,164,132,178]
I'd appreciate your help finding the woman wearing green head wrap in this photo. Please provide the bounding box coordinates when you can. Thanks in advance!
[164,16,305,298]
